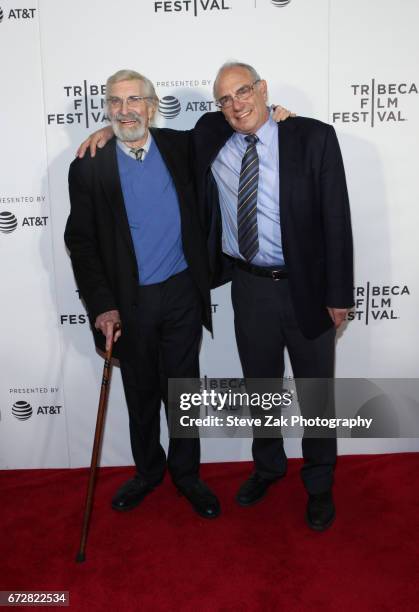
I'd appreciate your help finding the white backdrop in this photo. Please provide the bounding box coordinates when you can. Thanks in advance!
[1,0,418,469]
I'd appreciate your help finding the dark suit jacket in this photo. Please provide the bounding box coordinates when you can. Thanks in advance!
[65,128,212,360]
[192,112,354,340]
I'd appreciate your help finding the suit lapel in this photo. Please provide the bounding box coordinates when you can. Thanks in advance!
[278,119,298,221]
[150,127,186,192]
[204,118,234,169]
[97,138,137,261]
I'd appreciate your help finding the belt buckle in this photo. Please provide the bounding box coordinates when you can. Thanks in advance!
[271,270,282,281]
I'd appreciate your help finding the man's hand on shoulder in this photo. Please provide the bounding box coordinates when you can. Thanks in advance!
[271,104,296,123]
[327,307,349,329]
[77,126,114,158]
[95,309,122,350]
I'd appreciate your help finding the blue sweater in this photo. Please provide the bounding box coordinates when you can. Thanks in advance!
[116,139,188,285]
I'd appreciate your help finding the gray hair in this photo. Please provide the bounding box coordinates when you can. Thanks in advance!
[213,61,261,98]
[105,69,159,107]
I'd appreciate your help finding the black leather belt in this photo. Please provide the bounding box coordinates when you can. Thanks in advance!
[234,258,288,280]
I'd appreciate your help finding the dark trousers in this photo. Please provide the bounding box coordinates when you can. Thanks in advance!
[231,266,336,494]
[120,269,202,488]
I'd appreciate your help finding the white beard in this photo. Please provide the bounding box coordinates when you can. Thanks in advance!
[110,111,146,142]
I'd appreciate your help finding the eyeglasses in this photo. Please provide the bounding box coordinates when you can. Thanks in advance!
[215,80,261,109]
[106,95,154,109]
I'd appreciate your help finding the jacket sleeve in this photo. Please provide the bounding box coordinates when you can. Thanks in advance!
[65,159,118,320]
[320,125,355,308]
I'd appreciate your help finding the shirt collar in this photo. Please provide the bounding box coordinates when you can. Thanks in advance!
[117,130,152,160]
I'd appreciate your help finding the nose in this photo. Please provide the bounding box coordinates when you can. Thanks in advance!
[232,96,244,111]
[120,98,129,114]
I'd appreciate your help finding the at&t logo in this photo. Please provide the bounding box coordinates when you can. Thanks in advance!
[159,96,181,118]
[0,212,48,232]
[158,94,218,120]
[271,1,291,6]
[12,401,32,421]
[0,211,18,233]
[12,401,62,420]
[0,6,36,21]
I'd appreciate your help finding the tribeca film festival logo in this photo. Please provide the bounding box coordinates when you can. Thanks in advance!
[60,314,88,325]
[60,287,219,325]
[60,289,88,326]
[0,6,36,22]
[154,0,231,16]
[152,0,292,14]
[332,80,418,126]
[0,211,48,233]
[347,282,410,324]
[47,82,107,128]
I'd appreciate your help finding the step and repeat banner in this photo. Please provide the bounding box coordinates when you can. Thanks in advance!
[1,0,418,469]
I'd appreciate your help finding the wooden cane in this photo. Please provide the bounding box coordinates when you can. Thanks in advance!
[76,322,121,563]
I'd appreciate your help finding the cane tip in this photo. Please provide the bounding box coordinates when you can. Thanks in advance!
[76,552,86,563]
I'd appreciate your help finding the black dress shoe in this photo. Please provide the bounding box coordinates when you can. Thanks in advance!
[111,475,161,512]
[236,472,279,506]
[306,491,335,531]
[177,479,220,519]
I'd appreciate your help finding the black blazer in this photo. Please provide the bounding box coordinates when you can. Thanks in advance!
[65,128,212,360]
[193,112,354,340]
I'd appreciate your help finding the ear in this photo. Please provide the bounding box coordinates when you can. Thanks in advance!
[147,102,157,122]
[259,79,268,102]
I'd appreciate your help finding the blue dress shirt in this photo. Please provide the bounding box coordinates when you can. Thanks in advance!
[211,114,284,266]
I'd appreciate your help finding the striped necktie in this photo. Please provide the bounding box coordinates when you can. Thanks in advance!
[130,147,144,161]
[237,134,259,261]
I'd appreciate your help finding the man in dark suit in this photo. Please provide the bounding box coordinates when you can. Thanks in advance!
[65,69,220,519]
[192,62,354,530]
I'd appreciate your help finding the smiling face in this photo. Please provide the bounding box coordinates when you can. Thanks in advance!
[214,66,269,134]
[107,79,155,147]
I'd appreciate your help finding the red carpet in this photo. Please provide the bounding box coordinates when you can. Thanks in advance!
[2,454,419,611]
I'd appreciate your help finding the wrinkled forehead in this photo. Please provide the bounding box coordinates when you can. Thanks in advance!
[109,79,144,97]
[215,67,254,98]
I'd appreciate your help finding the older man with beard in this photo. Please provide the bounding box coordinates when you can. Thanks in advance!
[65,69,220,519]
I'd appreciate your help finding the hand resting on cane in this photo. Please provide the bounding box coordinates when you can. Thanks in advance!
[95,310,122,351]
